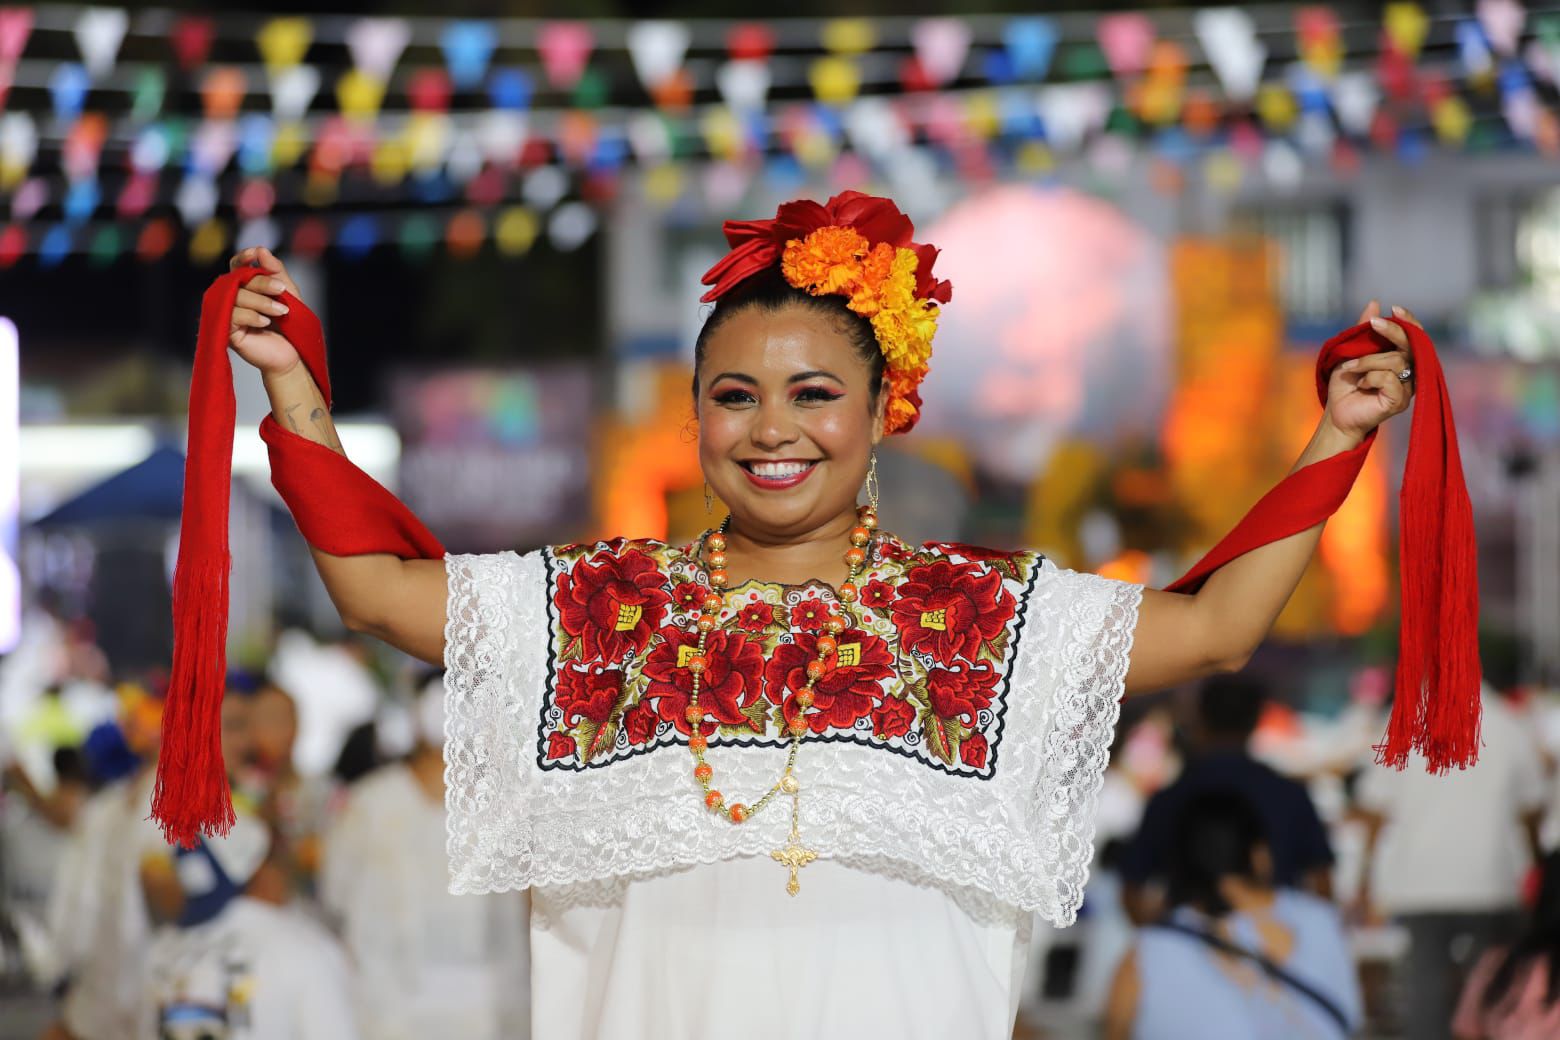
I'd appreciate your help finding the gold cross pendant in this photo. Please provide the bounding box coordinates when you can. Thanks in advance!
[770,827,817,896]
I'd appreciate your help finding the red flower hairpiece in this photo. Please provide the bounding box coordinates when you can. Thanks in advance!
[699,191,952,306]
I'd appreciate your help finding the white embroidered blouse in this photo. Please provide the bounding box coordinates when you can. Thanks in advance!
[442,536,1141,1039]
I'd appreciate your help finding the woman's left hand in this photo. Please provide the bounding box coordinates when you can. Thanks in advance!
[1324,299,1418,441]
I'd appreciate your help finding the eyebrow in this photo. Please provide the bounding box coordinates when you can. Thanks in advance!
[708,370,845,386]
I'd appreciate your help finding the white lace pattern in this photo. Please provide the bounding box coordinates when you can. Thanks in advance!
[444,550,1140,926]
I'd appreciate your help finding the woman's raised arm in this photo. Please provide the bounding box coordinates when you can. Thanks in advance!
[1124,300,1420,695]
[232,248,448,666]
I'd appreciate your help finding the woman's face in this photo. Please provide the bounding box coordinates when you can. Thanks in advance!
[697,304,884,540]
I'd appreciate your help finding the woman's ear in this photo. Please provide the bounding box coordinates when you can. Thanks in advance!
[872,386,889,444]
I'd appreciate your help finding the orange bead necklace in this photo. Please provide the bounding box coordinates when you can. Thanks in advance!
[681,505,877,895]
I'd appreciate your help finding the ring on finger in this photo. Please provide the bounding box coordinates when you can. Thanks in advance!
[1396,365,1413,383]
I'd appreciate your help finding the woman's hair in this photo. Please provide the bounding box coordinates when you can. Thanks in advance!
[1165,791,1269,917]
[691,268,885,403]
[1482,850,1560,1011]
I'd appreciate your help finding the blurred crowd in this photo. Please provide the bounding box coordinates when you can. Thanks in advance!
[0,605,528,1040]
[1035,667,1560,1040]
[3,597,1559,1040]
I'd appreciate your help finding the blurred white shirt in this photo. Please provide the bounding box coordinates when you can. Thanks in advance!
[48,771,163,1040]
[146,896,359,1040]
[1358,690,1547,914]
[321,763,530,1040]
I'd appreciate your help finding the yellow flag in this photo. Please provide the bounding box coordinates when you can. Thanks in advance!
[371,139,409,185]
[336,69,386,122]
[644,164,683,206]
[1432,96,1471,146]
[1383,3,1429,58]
[809,57,860,104]
[257,17,312,72]
[701,108,742,160]
[271,123,308,167]
[190,219,229,264]
[1256,83,1297,130]
[495,207,539,255]
[822,19,874,55]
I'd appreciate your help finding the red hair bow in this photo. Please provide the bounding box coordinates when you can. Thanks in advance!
[699,190,953,305]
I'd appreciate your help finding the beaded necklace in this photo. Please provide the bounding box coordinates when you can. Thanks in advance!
[681,505,878,895]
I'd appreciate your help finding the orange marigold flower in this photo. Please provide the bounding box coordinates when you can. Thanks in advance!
[885,394,919,433]
[847,242,899,314]
[782,227,870,296]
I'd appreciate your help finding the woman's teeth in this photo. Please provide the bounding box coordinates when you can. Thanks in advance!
[747,461,815,478]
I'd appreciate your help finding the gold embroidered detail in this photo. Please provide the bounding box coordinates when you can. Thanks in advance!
[613,602,643,631]
[919,608,947,631]
[677,644,699,668]
[835,642,862,667]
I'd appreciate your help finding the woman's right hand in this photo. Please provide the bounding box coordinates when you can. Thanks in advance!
[227,246,302,377]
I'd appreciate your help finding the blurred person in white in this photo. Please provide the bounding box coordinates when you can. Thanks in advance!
[35,678,169,1040]
[2,745,92,920]
[212,179,1422,1040]
[320,674,530,1040]
[142,810,360,1040]
[1356,682,1547,1040]
[1104,791,1361,1039]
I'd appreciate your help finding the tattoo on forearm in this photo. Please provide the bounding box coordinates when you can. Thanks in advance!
[309,406,343,451]
[284,403,304,435]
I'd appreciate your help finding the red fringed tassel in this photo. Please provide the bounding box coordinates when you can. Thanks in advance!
[1375,321,1481,773]
[153,555,236,846]
[155,273,247,847]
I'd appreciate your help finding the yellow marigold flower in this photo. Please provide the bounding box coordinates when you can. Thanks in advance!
[782,227,870,297]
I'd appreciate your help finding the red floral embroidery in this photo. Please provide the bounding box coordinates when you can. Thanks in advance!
[554,549,673,663]
[546,732,576,760]
[858,579,896,611]
[871,696,916,740]
[961,731,990,769]
[926,541,1021,563]
[925,665,1001,727]
[735,602,776,632]
[670,581,706,614]
[642,628,766,735]
[790,596,832,632]
[623,701,659,745]
[878,539,914,562]
[890,559,1014,663]
[555,664,624,726]
[764,629,895,733]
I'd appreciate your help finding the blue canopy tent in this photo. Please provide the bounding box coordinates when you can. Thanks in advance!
[29,443,293,670]
[33,444,189,527]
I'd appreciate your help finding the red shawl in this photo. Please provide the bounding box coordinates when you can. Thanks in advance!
[155,269,1478,846]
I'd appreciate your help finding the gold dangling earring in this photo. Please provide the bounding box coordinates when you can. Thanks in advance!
[865,449,880,514]
[704,482,714,515]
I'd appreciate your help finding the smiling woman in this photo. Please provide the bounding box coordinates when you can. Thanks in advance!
[162,189,1446,1040]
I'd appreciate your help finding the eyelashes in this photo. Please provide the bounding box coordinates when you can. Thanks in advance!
[711,387,843,406]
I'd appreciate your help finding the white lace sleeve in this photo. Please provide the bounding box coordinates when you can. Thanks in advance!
[442,550,546,894]
[1022,560,1142,925]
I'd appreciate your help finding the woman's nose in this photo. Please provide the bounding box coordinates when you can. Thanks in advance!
[750,398,800,449]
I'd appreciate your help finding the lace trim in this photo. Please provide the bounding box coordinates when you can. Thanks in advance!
[444,551,540,894]
[1026,562,1141,925]
[444,551,1140,925]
